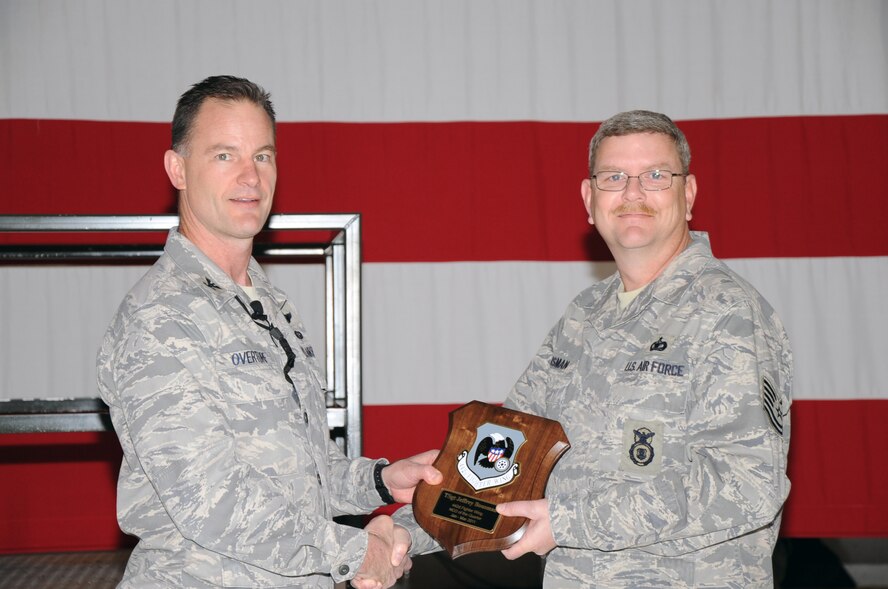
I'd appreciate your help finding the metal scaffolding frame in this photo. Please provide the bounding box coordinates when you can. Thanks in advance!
[0,214,363,457]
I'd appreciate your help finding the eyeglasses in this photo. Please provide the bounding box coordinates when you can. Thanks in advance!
[591,170,686,191]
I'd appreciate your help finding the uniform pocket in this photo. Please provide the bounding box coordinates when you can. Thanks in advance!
[214,360,302,477]
[216,348,289,404]
[603,384,689,476]
[606,376,688,415]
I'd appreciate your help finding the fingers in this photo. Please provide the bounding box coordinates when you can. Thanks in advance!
[501,543,524,561]
[350,578,382,589]
[356,517,397,588]
[383,450,444,503]
[356,517,416,588]
[412,449,440,466]
[496,499,533,518]
[364,514,394,539]
[424,464,443,485]
[413,449,443,485]
[391,524,412,567]
[496,499,556,559]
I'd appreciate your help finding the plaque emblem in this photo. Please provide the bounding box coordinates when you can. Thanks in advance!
[457,423,526,491]
[413,401,570,558]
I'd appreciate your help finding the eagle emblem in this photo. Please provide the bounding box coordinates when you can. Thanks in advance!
[457,423,526,491]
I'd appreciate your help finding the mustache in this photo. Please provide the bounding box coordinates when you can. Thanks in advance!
[614,203,656,216]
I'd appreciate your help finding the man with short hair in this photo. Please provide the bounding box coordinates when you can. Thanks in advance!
[400,110,792,587]
[497,110,793,587]
[98,75,440,589]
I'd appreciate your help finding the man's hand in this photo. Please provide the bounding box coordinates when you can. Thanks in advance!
[381,449,442,504]
[391,524,413,575]
[496,499,556,560]
[351,516,404,589]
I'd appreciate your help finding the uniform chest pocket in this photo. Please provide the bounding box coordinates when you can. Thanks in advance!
[606,380,688,416]
[214,361,302,477]
[543,364,576,412]
[608,348,690,416]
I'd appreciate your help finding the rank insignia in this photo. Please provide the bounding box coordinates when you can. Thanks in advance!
[762,375,786,436]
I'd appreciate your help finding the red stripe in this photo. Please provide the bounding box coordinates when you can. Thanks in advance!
[0,399,885,552]
[2,115,886,261]
[781,399,888,537]
[363,399,888,538]
[0,432,128,553]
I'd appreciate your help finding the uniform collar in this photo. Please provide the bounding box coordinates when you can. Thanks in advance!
[163,228,288,312]
[644,231,712,307]
[585,231,712,332]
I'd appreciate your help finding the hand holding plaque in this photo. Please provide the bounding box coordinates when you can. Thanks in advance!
[412,401,570,558]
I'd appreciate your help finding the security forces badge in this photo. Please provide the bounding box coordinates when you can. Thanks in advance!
[620,418,665,475]
[457,422,526,491]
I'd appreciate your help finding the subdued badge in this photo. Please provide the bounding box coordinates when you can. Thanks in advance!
[620,418,664,475]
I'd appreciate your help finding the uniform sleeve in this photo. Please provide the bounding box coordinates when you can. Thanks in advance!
[325,444,386,516]
[545,301,791,555]
[504,322,562,416]
[106,307,369,582]
[279,299,385,517]
[391,504,443,555]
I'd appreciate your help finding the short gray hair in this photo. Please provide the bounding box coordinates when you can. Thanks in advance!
[587,110,691,177]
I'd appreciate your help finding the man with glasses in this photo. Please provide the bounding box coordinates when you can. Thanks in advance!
[404,110,793,587]
[97,76,441,589]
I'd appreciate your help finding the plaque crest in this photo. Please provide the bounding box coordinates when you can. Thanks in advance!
[457,423,526,491]
[413,401,570,558]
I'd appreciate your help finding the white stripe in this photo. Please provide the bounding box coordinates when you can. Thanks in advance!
[363,257,888,404]
[2,0,885,121]
[0,263,326,404]
[1,257,885,404]
[725,256,888,402]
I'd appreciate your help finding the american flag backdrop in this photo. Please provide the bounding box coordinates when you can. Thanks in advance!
[1,0,887,552]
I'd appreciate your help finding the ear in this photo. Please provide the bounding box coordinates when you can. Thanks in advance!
[581,178,595,226]
[684,173,697,221]
[164,149,187,190]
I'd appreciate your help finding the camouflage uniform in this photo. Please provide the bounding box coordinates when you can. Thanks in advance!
[511,231,792,588]
[98,230,384,588]
[399,232,792,588]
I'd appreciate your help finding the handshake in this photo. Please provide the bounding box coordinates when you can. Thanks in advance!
[350,515,414,589]
[351,449,443,589]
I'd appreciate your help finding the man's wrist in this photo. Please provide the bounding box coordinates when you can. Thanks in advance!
[373,461,396,504]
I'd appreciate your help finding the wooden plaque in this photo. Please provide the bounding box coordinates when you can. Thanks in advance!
[412,401,570,558]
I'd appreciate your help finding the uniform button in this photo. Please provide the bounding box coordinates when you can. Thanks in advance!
[294,331,304,340]
[316,472,323,485]
[338,565,349,576]
[303,411,309,423]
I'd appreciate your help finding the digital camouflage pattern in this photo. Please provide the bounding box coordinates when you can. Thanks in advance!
[399,232,792,588]
[98,229,384,588]
[512,231,791,588]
